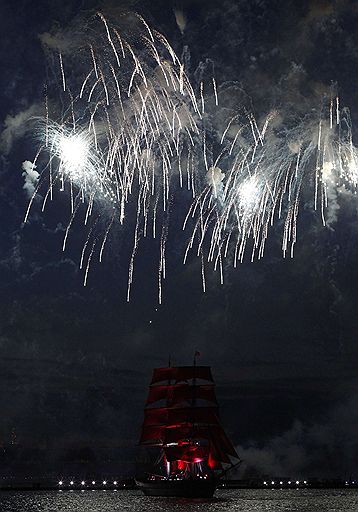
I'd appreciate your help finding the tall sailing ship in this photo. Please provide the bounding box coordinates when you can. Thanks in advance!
[136,360,240,497]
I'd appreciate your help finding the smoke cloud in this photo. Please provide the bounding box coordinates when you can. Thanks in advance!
[0,104,41,155]
[237,395,358,478]
[21,160,39,198]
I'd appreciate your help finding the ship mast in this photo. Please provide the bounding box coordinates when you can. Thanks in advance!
[166,354,171,477]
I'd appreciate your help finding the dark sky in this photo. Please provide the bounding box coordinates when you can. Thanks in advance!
[1,0,358,479]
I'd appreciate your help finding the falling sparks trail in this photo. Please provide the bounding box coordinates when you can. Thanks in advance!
[59,53,66,91]
[25,12,358,301]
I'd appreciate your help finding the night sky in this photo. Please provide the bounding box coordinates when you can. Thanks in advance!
[1,0,358,480]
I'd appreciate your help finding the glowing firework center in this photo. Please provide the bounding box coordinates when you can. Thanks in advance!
[238,177,259,213]
[57,133,90,181]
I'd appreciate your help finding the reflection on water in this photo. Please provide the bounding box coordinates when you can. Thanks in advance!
[0,489,358,512]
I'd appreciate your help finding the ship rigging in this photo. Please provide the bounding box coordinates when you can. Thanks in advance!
[136,360,240,497]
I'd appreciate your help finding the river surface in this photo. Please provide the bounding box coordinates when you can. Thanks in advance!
[0,488,357,511]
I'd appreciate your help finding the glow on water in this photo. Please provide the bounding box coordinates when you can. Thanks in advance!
[1,489,358,512]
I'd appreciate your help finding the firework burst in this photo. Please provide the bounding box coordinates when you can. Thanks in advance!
[24,12,358,300]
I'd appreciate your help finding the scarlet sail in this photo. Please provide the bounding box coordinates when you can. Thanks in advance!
[150,366,214,384]
[146,384,217,405]
[138,364,240,479]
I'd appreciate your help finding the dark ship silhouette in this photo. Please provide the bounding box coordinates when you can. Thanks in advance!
[136,358,240,497]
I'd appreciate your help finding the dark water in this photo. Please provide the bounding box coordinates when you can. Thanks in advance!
[0,489,357,512]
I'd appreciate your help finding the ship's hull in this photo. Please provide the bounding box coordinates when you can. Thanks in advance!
[136,478,217,498]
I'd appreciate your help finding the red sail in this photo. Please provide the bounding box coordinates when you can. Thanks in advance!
[188,425,237,458]
[210,440,232,464]
[216,428,239,458]
[151,366,213,384]
[139,425,164,444]
[146,384,217,406]
[163,425,236,457]
[144,406,219,427]
[208,452,223,470]
[167,407,219,425]
[143,407,168,426]
[163,426,201,444]
[140,424,239,460]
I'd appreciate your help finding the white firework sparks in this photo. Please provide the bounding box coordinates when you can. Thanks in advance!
[24,12,358,300]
